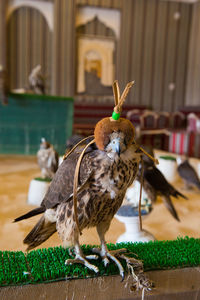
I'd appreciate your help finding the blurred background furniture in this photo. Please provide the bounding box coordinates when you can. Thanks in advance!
[126,108,200,158]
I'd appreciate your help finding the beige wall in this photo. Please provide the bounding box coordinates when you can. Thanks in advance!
[52,0,75,97]
[0,0,199,110]
[185,1,200,106]
[0,0,7,69]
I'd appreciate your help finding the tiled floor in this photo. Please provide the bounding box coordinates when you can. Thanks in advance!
[0,153,199,252]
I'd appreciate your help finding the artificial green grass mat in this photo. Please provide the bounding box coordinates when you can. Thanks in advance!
[0,237,199,287]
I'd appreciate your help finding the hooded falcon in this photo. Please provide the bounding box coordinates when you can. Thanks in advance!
[177,158,200,190]
[14,81,155,282]
[37,138,59,179]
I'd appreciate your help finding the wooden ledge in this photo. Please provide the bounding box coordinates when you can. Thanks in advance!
[0,267,200,300]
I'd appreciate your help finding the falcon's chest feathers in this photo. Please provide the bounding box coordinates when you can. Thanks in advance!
[94,144,139,196]
[85,145,140,224]
[70,128,141,228]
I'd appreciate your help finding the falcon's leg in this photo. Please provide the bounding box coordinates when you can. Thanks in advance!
[93,236,127,279]
[65,239,99,273]
[92,222,128,279]
[93,223,151,289]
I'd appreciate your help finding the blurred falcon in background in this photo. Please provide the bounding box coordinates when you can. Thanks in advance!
[177,158,200,190]
[29,65,45,94]
[137,146,187,221]
[37,138,59,179]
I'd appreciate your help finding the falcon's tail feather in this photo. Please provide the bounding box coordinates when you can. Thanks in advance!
[14,206,45,222]
[24,216,56,251]
[169,187,188,200]
[162,195,180,222]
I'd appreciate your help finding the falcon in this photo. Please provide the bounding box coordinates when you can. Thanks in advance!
[37,138,59,179]
[137,149,187,221]
[29,65,45,94]
[177,158,200,190]
[14,82,154,285]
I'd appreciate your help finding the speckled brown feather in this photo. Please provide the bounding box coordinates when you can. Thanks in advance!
[41,147,100,209]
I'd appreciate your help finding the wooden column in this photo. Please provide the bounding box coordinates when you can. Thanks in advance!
[185,1,200,106]
[52,0,76,97]
[0,0,7,69]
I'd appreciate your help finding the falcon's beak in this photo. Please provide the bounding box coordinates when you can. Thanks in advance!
[115,142,121,156]
[111,138,121,156]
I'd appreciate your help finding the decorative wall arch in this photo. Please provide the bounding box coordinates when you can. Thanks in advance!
[6,5,52,92]
[77,37,115,93]
[6,0,53,31]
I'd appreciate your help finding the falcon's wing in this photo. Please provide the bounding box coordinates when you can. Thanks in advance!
[144,165,187,199]
[143,166,168,191]
[161,195,180,221]
[142,178,156,203]
[41,147,100,209]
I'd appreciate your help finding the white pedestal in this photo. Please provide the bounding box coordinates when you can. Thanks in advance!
[27,179,50,206]
[115,214,155,243]
[157,157,178,183]
[125,180,149,207]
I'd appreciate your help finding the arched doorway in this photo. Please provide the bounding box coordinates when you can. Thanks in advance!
[6,6,52,93]
[76,16,116,95]
[85,50,102,78]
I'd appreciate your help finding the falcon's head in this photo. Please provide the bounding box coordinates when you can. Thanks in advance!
[94,117,135,158]
[40,138,51,150]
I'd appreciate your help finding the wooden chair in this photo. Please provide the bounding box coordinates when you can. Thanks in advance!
[126,109,143,127]
[156,112,170,129]
[140,110,158,129]
[170,111,185,129]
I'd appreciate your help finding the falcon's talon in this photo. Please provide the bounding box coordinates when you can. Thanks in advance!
[92,247,109,266]
[68,247,75,257]
[65,256,99,274]
[85,254,99,260]
[102,257,110,267]
[121,271,125,282]
[119,254,143,270]
[92,247,126,275]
